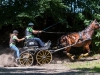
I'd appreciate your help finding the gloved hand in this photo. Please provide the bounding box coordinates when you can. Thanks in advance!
[38,30,45,33]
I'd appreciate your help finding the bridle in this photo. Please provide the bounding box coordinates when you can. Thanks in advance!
[78,21,100,40]
[94,21,100,28]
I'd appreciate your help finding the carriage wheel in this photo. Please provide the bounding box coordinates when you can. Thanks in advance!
[36,50,52,65]
[19,52,33,66]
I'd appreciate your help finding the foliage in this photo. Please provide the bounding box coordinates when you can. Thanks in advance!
[0,0,100,50]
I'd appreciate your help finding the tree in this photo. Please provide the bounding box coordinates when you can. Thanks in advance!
[0,0,100,50]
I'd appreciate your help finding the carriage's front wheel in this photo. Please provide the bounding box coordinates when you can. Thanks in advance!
[19,52,34,66]
[36,50,52,65]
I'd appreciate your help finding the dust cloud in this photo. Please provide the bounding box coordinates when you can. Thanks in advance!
[0,47,18,67]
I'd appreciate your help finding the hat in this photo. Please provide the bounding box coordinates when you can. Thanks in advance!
[13,30,19,34]
[28,22,34,26]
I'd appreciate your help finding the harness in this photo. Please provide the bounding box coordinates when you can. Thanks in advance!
[79,32,83,40]
[79,31,92,40]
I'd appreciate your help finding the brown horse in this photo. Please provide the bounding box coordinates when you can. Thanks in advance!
[59,20,100,60]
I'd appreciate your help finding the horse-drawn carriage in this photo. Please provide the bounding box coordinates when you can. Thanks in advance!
[18,20,100,66]
[19,39,53,66]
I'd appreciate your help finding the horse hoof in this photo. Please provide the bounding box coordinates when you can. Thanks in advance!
[70,55,75,61]
[77,58,81,60]
[77,54,84,60]
[83,53,89,57]
[71,57,74,60]
[67,53,70,55]
[78,56,82,60]
[67,53,72,56]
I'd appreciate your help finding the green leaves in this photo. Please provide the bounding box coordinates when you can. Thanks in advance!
[38,0,68,20]
[17,12,32,18]
[94,30,100,46]
[0,0,100,49]
[84,20,91,26]
[95,31,100,38]
[78,13,85,20]
[93,14,100,20]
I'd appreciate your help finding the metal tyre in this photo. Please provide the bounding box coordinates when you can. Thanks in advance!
[36,50,52,65]
[19,52,33,66]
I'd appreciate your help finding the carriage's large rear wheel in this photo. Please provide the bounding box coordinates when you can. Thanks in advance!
[19,52,33,66]
[36,50,52,65]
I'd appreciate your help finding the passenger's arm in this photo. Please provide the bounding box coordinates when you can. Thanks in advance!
[13,36,25,42]
[16,38,25,42]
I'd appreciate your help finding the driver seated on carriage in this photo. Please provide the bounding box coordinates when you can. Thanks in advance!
[25,22,51,49]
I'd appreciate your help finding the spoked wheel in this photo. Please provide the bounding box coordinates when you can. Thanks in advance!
[19,52,33,66]
[36,50,52,65]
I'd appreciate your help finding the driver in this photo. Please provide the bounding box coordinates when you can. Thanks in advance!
[25,22,51,49]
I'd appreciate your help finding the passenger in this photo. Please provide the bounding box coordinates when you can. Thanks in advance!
[9,30,25,60]
[25,22,51,48]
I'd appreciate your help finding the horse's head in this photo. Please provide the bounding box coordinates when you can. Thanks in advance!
[92,19,100,30]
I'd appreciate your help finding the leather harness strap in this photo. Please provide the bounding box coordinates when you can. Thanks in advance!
[79,32,83,40]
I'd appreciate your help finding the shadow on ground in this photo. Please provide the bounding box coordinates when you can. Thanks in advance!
[0,67,100,75]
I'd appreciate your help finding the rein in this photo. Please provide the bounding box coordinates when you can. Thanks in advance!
[43,20,65,31]
[42,31,67,34]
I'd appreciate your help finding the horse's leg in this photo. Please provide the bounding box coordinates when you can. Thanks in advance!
[66,47,75,60]
[62,35,75,60]
[83,44,90,57]
[78,54,84,60]
[78,42,91,60]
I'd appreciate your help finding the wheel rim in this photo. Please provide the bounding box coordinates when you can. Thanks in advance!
[36,50,52,65]
[19,52,33,66]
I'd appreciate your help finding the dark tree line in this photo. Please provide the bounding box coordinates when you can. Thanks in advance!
[0,0,100,52]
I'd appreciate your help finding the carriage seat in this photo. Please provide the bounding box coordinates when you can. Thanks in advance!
[24,39,39,47]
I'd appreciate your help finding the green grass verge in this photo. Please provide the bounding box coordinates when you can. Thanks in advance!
[64,54,100,72]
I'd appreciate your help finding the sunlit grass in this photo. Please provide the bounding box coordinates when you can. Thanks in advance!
[64,54,100,72]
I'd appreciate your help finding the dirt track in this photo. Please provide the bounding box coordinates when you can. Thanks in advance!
[0,66,99,75]
[0,47,100,75]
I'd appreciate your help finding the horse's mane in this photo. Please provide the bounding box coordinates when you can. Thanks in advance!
[59,21,95,40]
[65,21,93,35]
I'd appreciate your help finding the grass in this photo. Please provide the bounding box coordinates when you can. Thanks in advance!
[64,54,100,72]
